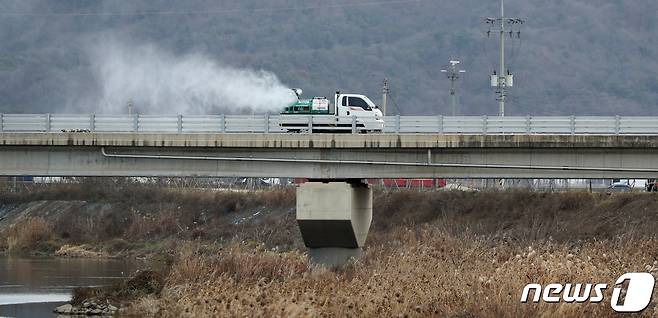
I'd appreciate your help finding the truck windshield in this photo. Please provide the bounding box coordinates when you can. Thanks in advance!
[348,97,371,110]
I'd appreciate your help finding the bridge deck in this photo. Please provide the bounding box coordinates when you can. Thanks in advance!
[2,133,658,149]
[2,133,658,179]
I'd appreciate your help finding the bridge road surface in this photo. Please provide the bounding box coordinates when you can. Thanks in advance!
[1,133,658,179]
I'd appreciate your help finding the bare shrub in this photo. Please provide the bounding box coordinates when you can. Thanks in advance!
[4,217,52,254]
[72,270,165,306]
[124,209,184,240]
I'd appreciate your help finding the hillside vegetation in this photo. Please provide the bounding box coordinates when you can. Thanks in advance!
[0,1,656,116]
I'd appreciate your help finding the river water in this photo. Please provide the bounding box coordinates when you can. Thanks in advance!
[0,257,144,318]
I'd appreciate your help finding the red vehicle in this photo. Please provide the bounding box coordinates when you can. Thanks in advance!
[294,178,446,189]
[370,179,446,189]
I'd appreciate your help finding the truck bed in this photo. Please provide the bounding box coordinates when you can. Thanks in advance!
[278,115,381,133]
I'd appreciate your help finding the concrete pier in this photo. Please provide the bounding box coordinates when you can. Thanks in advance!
[296,181,373,266]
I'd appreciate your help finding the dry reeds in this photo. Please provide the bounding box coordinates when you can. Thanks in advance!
[136,227,658,318]
[3,217,52,254]
[124,190,658,317]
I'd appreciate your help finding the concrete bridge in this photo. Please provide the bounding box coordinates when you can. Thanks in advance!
[2,132,658,179]
[3,131,658,264]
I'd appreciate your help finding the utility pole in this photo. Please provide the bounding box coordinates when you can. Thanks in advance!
[441,60,466,116]
[381,78,389,116]
[485,0,524,116]
[127,99,134,115]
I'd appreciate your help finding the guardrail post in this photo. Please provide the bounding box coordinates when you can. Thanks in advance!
[570,116,576,135]
[352,115,357,134]
[264,114,270,134]
[90,114,95,132]
[133,114,139,132]
[525,115,531,135]
[615,115,621,135]
[482,115,488,135]
[395,115,400,134]
[308,115,313,134]
[45,113,51,132]
[177,114,183,133]
[220,114,226,133]
[438,115,444,134]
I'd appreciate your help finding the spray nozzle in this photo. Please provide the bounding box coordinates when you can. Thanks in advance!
[291,88,303,98]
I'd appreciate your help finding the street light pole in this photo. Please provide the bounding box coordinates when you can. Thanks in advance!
[440,60,466,116]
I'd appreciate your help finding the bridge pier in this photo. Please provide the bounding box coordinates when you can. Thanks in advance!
[296,180,373,266]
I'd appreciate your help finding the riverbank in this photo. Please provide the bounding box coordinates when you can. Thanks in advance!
[3,183,658,316]
[0,181,298,260]
[0,256,146,318]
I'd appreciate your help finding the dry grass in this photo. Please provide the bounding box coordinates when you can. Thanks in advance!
[55,244,108,258]
[166,244,307,286]
[0,179,295,208]
[2,217,53,255]
[123,191,658,317]
[0,183,298,255]
[132,229,658,317]
[71,270,165,306]
[372,190,658,242]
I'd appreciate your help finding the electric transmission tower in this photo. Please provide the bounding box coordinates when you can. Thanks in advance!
[441,60,466,116]
[484,0,524,117]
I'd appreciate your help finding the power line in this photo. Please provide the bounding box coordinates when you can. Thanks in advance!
[0,0,429,17]
[387,84,404,116]
[389,94,403,116]
[381,78,389,116]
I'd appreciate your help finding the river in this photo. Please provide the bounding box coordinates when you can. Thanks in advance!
[0,257,145,318]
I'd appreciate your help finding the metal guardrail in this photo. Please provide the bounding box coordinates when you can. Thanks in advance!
[0,114,657,135]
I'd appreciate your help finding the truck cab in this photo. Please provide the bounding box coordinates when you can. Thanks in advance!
[335,93,383,120]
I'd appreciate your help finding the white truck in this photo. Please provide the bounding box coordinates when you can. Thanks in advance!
[279,89,384,133]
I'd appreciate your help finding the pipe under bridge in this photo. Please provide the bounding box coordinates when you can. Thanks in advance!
[3,132,658,264]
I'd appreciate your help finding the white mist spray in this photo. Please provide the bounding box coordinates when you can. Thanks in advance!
[85,38,295,115]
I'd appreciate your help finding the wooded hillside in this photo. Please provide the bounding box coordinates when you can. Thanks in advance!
[0,0,656,115]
